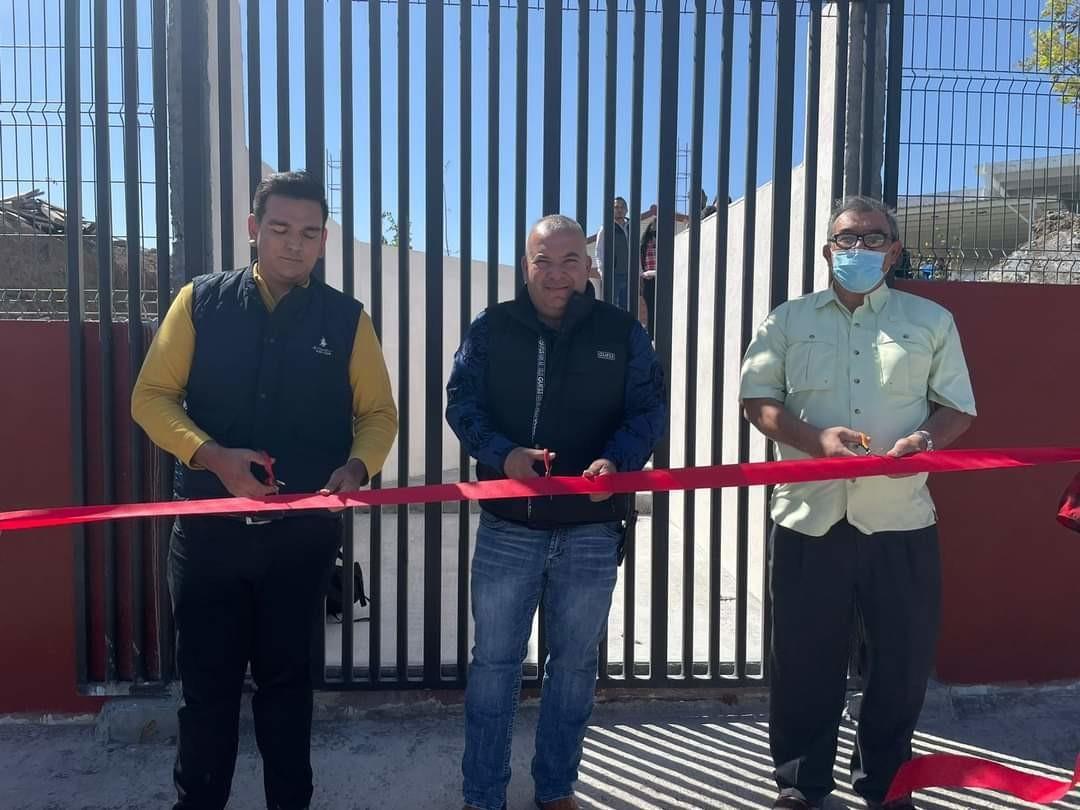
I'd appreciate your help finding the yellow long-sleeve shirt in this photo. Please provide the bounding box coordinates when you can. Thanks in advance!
[131,267,398,478]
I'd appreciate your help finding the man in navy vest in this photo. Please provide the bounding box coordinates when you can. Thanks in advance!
[132,171,397,810]
[447,215,667,810]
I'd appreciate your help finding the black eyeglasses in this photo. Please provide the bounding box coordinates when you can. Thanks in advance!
[830,231,890,250]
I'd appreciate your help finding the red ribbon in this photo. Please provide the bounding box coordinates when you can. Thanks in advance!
[2,446,1079,533]
[886,753,1080,805]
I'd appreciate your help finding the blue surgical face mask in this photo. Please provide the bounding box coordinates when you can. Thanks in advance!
[831,248,887,294]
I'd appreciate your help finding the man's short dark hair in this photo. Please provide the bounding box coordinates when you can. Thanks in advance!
[828,195,900,241]
[252,171,329,224]
[614,196,628,206]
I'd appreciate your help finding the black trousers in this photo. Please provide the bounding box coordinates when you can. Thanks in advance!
[168,515,341,810]
[768,519,941,805]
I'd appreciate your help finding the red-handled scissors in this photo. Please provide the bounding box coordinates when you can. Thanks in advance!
[258,452,286,489]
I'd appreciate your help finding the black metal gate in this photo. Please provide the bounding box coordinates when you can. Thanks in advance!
[23,0,907,694]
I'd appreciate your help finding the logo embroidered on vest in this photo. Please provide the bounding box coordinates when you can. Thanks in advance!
[313,337,333,357]
[596,350,616,361]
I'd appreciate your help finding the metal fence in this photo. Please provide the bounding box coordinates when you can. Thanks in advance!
[895,1,1080,282]
[10,0,909,694]
[186,0,904,693]
[5,0,177,686]
[0,288,159,321]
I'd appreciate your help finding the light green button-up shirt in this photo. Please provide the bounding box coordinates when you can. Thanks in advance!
[739,284,977,537]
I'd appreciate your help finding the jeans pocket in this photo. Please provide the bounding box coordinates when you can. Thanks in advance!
[478,510,510,532]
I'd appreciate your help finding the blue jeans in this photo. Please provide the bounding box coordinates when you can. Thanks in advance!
[462,512,622,810]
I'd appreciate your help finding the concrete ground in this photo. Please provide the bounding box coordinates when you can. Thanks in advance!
[4,684,1080,810]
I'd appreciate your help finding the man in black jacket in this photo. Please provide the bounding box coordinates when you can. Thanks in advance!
[447,215,667,810]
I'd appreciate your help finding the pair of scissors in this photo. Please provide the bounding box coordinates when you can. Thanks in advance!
[857,433,873,455]
[258,452,286,489]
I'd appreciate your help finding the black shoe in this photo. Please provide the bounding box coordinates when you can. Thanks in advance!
[867,801,917,810]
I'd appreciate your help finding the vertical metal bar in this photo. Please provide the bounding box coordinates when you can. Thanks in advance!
[708,0,734,681]
[882,0,905,209]
[366,0,383,687]
[486,1,500,309]
[305,0,325,285]
[912,29,926,271]
[770,5,796,311]
[681,0,707,681]
[217,0,234,270]
[623,0,645,681]
[0,5,6,199]
[651,0,679,686]
[122,0,145,683]
[423,0,445,688]
[831,0,850,204]
[600,0,617,304]
[530,0,548,678]
[396,0,411,684]
[762,0,797,685]
[457,0,473,684]
[513,0,527,291]
[180,0,211,283]
[859,0,879,197]
[307,0,329,682]
[47,0,59,198]
[541,0,561,215]
[94,0,118,684]
[735,0,763,683]
[304,0,325,183]
[575,3,589,229]
[65,0,89,688]
[623,0,645,311]
[247,0,262,205]
[152,0,174,683]
[11,0,19,197]
[802,0,822,295]
[276,0,289,170]
[339,0,356,686]
[597,623,609,685]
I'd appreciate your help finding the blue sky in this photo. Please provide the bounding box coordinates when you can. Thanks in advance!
[1,0,1075,267]
[255,2,805,262]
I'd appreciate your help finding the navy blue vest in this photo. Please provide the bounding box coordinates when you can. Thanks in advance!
[476,289,634,527]
[175,268,361,500]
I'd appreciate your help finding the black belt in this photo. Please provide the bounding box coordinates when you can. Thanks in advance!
[215,511,342,526]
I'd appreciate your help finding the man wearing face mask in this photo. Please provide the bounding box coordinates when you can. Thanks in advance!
[447,215,667,810]
[739,196,976,810]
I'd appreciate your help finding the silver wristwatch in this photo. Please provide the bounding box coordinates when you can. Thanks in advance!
[913,429,934,452]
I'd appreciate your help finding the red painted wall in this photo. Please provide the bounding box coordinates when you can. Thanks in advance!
[0,322,103,713]
[0,321,160,713]
[894,281,1080,684]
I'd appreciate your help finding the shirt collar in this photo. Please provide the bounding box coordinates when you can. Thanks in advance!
[816,280,891,313]
[252,261,310,307]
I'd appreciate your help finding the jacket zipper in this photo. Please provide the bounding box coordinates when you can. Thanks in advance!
[527,335,547,521]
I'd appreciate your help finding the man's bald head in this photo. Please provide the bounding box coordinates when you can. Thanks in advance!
[526,215,587,255]
[521,215,590,328]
